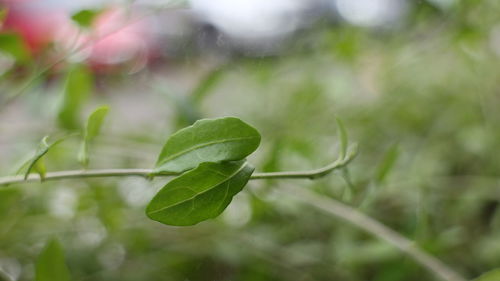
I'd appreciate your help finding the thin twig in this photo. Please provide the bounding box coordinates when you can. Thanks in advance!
[252,144,357,180]
[280,185,467,281]
[0,146,357,186]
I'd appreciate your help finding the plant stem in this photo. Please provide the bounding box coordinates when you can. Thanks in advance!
[252,144,357,180]
[281,185,467,281]
[0,146,357,187]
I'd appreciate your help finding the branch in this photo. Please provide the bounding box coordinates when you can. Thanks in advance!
[0,146,357,187]
[280,185,467,281]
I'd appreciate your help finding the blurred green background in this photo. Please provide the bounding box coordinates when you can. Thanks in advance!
[1,0,500,280]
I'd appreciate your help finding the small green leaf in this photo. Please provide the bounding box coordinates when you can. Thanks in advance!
[71,9,99,28]
[375,145,399,184]
[58,65,93,130]
[78,106,109,168]
[474,269,500,281]
[147,160,254,226]
[336,117,348,159]
[20,135,75,180]
[85,106,109,140]
[154,117,261,173]
[34,158,47,181]
[35,239,71,281]
[23,136,49,180]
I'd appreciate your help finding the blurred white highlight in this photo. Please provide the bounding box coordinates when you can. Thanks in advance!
[335,0,406,27]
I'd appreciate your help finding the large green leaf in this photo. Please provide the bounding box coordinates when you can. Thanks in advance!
[474,269,500,281]
[147,160,254,226]
[78,106,109,167]
[35,239,71,281]
[154,117,260,173]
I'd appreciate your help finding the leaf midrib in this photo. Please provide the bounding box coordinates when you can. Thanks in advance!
[157,136,259,166]
[148,162,249,215]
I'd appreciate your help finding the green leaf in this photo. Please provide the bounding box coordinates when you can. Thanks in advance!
[85,106,109,140]
[23,136,49,180]
[147,160,254,226]
[71,9,99,28]
[58,65,93,130]
[33,158,47,181]
[35,239,71,281]
[375,145,399,184]
[474,269,500,281]
[154,117,261,173]
[78,106,109,168]
[20,135,75,180]
[0,33,30,62]
[336,117,348,159]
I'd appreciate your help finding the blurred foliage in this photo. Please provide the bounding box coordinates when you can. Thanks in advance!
[1,0,500,280]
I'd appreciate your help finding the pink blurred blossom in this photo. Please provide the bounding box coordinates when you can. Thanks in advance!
[1,1,158,72]
[1,2,73,54]
[84,7,158,72]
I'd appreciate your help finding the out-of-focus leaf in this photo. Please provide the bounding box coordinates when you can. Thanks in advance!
[57,65,93,130]
[147,160,254,226]
[0,188,21,217]
[191,68,225,103]
[375,145,399,184]
[0,8,8,24]
[154,84,201,127]
[0,269,12,281]
[154,117,261,173]
[336,117,348,159]
[261,140,283,172]
[473,269,500,281]
[0,33,30,62]
[35,239,71,281]
[71,9,99,28]
[78,106,109,167]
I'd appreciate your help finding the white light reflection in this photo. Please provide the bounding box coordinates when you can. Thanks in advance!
[189,0,308,39]
[49,188,78,219]
[335,0,407,27]
[118,177,156,208]
[0,258,21,281]
[75,217,107,248]
[98,243,126,270]
[490,24,500,58]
